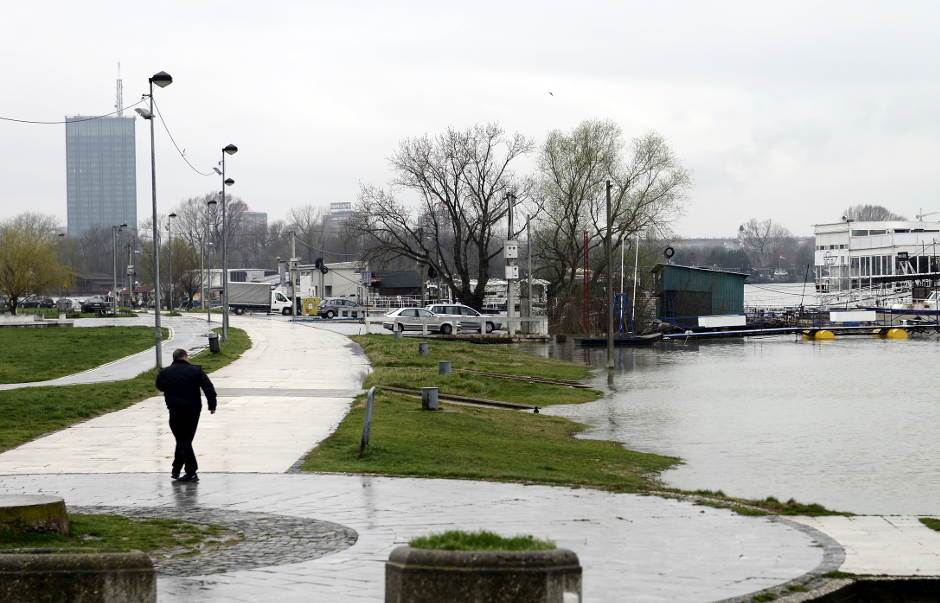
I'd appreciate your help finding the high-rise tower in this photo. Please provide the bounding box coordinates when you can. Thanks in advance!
[65,70,136,236]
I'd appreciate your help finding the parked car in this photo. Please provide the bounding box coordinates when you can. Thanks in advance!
[425,303,502,333]
[382,307,449,333]
[318,298,365,319]
[80,296,110,313]
[20,296,55,309]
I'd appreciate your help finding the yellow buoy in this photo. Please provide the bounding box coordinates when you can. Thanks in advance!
[882,328,908,340]
[813,330,836,340]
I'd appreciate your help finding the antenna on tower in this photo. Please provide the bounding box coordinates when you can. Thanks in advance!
[115,62,123,116]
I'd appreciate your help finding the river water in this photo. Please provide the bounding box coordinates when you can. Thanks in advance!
[529,290,940,515]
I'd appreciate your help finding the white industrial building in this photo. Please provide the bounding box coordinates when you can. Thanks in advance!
[814,219,940,293]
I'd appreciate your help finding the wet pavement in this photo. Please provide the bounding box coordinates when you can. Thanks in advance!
[0,473,831,603]
[0,317,369,474]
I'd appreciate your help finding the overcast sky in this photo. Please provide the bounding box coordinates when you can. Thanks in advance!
[2,1,939,237]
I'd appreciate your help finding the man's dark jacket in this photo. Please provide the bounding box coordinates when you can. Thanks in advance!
[155,360,218,412]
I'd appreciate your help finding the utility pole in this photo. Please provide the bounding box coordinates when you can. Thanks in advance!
[582,230,589,334]
[605,180,614,369]
[505,193,516,337]
[290,231,297,318]
[527,215,533,322]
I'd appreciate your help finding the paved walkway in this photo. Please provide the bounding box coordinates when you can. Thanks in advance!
[0,317,369,473]
[0,315,213,391]
[792,515,940,576]
[0,473,830,603]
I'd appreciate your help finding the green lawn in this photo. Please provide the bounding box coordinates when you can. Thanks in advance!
[0,327,250,452]
[0,513,235,556]
[353,335,600,406]
[0,327,162,384]
[410,530,555,552]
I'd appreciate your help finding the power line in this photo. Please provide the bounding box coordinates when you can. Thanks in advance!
[150,97,214,177]
[0,99,145,125]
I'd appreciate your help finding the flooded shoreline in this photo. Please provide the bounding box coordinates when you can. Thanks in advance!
[525,331,940,515]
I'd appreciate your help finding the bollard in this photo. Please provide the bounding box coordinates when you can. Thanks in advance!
[421,387,439,410]
[438,361,451,375]
[208,333,221,353]
[394,328,403,341]
[358,387,377,458]
[418,342,429,356]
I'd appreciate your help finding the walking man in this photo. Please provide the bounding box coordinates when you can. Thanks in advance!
[156,348,217,482]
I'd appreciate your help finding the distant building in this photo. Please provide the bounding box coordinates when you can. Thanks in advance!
[65,115,136,235]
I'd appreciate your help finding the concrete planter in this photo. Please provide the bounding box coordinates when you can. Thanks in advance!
[0,495,69,535]
[385,546,582,603]
[0,549,156,603]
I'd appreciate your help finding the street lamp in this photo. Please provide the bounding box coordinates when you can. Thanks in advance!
[205,198,217,323]
[167,212,177,311]
[135,70,172,369]
[219,144,238,341]
[111,224,127,315]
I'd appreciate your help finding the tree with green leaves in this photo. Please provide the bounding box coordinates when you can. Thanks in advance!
[0,214,70,314]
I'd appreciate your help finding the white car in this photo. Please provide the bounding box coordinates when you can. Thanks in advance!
[425,303,502,333]
[382,307,454,334]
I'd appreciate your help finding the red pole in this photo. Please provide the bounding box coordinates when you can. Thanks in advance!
[582,230,590,334]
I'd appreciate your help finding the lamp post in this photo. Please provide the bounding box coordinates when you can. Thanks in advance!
[205,198,217,323]
[167,212,177,311]
[135,70,172,369]
[111,224,127,315]
[218,144,238,341]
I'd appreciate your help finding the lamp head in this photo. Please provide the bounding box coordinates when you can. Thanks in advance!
[207,199,217,207]
[134,108,153,120]
[168,213,177,219]
[224,178,235,186]
[212,167,222,175]
[223,144,238,156]
[150,71,173,88]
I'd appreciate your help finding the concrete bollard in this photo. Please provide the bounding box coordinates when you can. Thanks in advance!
[421,387,439,410]
[394,329,403,341]
[438,361,451,375]
[418,342,429,356]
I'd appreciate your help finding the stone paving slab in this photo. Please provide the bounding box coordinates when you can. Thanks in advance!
[0,473,831,602]
[0,315,213,391]
[791,515,940,576]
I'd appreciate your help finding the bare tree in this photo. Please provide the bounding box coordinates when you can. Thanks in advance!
[288,205,329,263]
[352,123,535,308]
[738,218,793,267]
[842,204,906,221]
[534,123,690,301]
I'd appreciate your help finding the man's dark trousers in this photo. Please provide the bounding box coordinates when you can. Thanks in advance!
[169,406,200,476]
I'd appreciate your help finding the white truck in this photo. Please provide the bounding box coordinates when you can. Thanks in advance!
[228,282,293,315]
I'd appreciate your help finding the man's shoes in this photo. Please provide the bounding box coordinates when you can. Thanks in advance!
[176,473,199,483]
[171,471,181,480]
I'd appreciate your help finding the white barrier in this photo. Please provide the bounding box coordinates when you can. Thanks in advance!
[830,310,877,323]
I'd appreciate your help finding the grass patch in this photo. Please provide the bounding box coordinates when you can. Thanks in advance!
[0,327,163,384]
[353,335,599,406]
[919,517,940,531]
[680,490,848,516]
[302,390,676,491]
[0,327,250,452]
[0,513,234,556]
[409,530,555,552]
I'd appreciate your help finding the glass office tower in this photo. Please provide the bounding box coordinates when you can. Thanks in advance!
[65,116,136,235]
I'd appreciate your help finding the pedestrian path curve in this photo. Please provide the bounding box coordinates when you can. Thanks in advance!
[0,316,370,473]
[0,315,213,391]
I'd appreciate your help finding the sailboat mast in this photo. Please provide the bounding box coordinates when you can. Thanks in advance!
[630,233,640,332]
